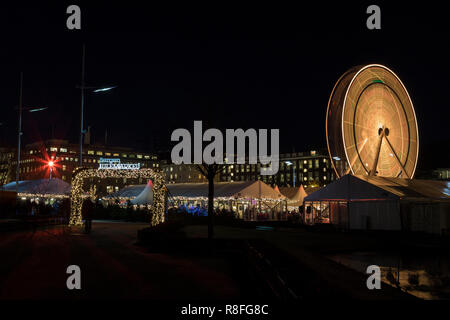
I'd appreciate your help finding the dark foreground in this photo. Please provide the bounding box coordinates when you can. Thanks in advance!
[0,221,244,299]
[0,221,418,300]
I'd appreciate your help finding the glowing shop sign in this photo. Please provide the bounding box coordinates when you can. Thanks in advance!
[98,158,140,170]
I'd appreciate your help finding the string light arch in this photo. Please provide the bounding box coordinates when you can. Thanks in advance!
[69,167,166,226]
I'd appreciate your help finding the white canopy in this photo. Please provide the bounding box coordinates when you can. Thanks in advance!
[0,178,71,197]
[108,180,286,201]
[131,180,154,205]
[280,185,308,206]
[304,174,399,202]
[304,174,450,202]
[167,181,286,200]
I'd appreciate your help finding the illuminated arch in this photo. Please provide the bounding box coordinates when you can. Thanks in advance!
[69,167,166,226]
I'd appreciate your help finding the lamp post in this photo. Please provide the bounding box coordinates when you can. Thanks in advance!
[285,160,295,187]
[48,159,54,180]
[78,44,117,167]
[15,72,48,193]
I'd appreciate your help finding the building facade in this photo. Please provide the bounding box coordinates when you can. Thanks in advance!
[162,149,336,188]
[10,139,159,196]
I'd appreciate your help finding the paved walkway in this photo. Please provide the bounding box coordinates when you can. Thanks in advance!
[0,222,242,299]
[183,225,415,300]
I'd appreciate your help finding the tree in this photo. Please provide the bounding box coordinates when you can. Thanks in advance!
[195,164,223,240]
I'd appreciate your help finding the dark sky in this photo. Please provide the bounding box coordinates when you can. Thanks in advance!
[0,2,449,166]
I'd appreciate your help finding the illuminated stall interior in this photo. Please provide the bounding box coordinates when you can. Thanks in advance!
[0,178,71,204]
[304,174,450,234]
[107,180,288,220]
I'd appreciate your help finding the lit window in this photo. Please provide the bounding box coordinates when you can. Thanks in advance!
[122,154,127,158]
[88,150,94,155]
[60,148,67,153]
[105,153,111,156]
[96,151,103,156]
[113,153,119,157]
[144,155,150,159]
[63,165,67,171]
[50,147,58,152]
[137,155,143,159]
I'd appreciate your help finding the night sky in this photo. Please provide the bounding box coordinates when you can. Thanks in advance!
[0,2,449,168]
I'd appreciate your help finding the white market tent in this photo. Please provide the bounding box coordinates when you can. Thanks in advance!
[0,178,71,199]
[303,174,450,234]
[131,180,154,205]
[279,185,308,208]
[168,181,286,200]
[167,181,287,220]
[107,180,285,201]
[106,180,287,220]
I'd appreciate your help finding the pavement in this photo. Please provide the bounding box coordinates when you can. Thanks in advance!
[0,221,415,300]
[0,222,243,300]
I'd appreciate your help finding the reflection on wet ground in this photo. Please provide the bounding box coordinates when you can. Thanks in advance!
[328,252,450,300]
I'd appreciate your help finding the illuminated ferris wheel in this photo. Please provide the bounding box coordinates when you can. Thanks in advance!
[326,64,419,179]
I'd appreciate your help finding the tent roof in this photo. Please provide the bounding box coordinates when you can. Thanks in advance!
[279,185,308,200]
[106,184,146,198]
[0,178,71,196]
[167,181,286,199]
[131,180,153,205]
[108,181,286,200]
[279,185,308,206]
[355,175,450,200]
[304,174,450,202]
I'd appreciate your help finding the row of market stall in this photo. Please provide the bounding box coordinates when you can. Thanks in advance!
[104,180,308,220]
[2,174,449,233]
[0,178,309,221]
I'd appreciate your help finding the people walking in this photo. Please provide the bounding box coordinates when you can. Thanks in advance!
[82,199,94,234]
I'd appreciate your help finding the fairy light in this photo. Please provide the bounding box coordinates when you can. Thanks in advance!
[69,167,166,226]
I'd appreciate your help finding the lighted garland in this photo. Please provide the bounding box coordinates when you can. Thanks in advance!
[69,167,166,226]
[17,193,69,199]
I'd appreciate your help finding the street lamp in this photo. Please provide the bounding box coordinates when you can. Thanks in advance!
[15,72,48,193]
[48,159,54,180]
[285,160,295,187]
[78,44,117,167]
